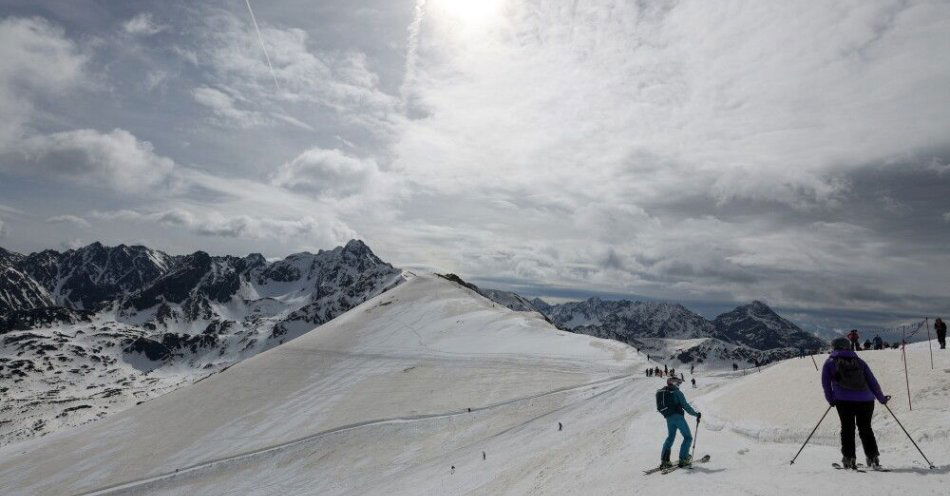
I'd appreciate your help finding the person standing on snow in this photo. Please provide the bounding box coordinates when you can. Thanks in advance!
[847,329,861,350]
[936,318,947,350]
[656,376,701,468]
[873,335,883,350]
[822,337,891,470]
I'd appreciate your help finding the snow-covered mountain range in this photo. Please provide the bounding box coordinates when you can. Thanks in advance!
[0,240,404,446]
[453,277,825,366]
[0,246,823,448]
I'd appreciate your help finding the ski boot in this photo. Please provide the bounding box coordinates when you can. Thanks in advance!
[659,458,674,470]
[678,455,692,468]
[841,457,857,469]
[866,456,881,470]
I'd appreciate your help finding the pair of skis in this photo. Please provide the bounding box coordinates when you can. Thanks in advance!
[831,462,891,473]
[643,454,711,475]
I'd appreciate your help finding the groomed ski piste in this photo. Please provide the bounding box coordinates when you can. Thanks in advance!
[0,274,947,495]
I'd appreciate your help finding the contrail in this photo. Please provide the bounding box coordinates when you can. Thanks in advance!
[400,0,427,106]
[244,0,280,90]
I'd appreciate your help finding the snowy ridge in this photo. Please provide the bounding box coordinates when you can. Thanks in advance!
[0,274,642,495]
[0,240,404,446]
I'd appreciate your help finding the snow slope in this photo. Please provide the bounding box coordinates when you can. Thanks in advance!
[1,275,947,495]
[0,274,642,495]
[706,341,950,449]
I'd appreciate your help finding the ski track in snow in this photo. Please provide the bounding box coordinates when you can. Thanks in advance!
[78,374,633,496]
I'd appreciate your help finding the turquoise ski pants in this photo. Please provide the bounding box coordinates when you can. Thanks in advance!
[661,414,692,461]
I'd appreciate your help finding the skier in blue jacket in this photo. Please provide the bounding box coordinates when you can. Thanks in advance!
[657,376,701,468]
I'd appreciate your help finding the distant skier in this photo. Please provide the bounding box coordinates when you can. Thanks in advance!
[936,318,947,350]
[669,367,676,378]
[691,378,696,388]
[847,329,860,351]
[863,339,872,350]
[732,362,738,371]
[690,364,695,374]
[799,345,805,359]
[872,335,883,350]
[656,376,701,469]
[664,364,668,375]
[822,337,891,470]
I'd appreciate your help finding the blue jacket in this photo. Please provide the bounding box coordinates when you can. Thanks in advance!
[821,350,886,404]
[657,385,698,418]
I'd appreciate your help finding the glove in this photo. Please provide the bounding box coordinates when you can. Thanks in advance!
[696,412,702,420]
[828,401,836,407]
[882,395,891,405]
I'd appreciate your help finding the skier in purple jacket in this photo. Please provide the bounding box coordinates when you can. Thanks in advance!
[822,337,891,470]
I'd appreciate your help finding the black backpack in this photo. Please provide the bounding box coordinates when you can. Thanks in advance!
[834,357,869,391]
[656,387,682,417]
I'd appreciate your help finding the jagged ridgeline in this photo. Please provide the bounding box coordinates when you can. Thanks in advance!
[0,240,405,445]
[443,275,826,366]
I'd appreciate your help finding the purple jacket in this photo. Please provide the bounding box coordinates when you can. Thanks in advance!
[821,350,887,404]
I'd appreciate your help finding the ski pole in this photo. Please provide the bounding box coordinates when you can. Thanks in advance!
[691,414,700,458]
[926,318,934,370]
[883,402,936,469]
[789,405,832,465]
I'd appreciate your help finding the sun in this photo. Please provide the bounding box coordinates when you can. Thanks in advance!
[429,0,505,27]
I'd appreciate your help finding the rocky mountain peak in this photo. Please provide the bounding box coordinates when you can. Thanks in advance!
[713,300,824,351]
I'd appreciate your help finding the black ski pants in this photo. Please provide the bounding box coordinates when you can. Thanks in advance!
[835,401,879,459]
[938,328,946,349]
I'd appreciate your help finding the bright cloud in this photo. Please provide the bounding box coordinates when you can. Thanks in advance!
[192,85,265,126]
[191,9,398,132]
[272,147,379,198]
[122,13,167,36]
[397,0,950,206]
[17,128,176,193]
[0,16,86,146]
[46,215,91,228]
[90,208,355,245]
